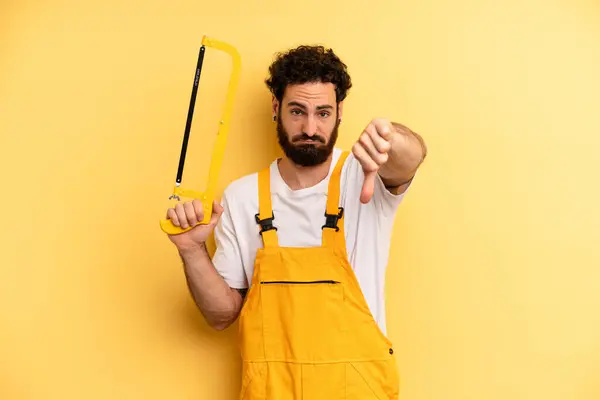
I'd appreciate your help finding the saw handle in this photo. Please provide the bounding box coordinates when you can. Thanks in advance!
[160,197,213,235]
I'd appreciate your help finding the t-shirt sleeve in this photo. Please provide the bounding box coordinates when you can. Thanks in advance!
[211,190,249,289]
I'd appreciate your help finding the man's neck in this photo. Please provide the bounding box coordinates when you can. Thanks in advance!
[277,154,333,190]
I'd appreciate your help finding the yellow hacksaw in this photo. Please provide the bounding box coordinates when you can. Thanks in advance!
[159,35,241,235]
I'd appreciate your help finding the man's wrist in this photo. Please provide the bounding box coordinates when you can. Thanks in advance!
[177,242,209,259]
[380,172,415,189]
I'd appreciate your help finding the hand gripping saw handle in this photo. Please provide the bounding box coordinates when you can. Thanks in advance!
[159,35,241,235]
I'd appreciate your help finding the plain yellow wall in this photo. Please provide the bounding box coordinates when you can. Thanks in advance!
[2,0,600,399]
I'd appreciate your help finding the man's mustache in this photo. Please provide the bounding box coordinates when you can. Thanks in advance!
[292,134,326,144]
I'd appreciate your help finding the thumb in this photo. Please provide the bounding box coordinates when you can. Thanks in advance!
[209,200,224,225]
[361,171,376,204]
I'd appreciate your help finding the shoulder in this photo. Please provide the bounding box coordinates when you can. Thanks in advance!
[220,159,276,211]
[223,171,259,198]
[219,170,260,216]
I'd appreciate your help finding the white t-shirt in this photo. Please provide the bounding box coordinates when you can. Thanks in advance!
[212,148,407,334]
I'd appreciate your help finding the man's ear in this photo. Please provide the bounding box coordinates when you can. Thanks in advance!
[272,96,279,119]
[337,101,344,122]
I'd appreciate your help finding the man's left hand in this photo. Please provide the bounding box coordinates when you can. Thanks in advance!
[352,118,394,204]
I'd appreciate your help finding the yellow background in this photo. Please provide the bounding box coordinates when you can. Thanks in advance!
[1,0,599,399]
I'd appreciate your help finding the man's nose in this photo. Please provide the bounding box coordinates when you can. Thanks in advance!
[302,115,318,136]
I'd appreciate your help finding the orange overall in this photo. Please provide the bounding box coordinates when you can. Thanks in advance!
[238,151,400,399]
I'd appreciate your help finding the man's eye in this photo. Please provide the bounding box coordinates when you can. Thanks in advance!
[319,112,330,118]
[291,109,303,115]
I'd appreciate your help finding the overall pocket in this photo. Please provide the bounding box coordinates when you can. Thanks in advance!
[259,279,347,362]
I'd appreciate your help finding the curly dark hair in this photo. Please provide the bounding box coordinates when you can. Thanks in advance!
[265,45,352,103]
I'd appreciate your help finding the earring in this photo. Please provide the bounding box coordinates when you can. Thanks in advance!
[273,115,276,122]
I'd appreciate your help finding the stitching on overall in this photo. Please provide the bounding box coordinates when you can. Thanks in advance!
[350,363,383,400]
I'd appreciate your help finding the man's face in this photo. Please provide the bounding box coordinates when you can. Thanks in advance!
[275,82,342,167]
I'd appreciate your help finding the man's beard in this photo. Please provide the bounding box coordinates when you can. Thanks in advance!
[277,115,340,167]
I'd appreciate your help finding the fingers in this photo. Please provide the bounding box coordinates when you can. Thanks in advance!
[176,204,192,229]
[361,171,376,204]
[166,199,226,229]
[166,199,205,229]
[166,207,180,227]
[192,199,205,222]
[352,142,378,204]
[365,123,391,154]
[371,118,392,140]
[353,118,394,204]
[183,202,196,227]
[212,200,224,216]
[360,126,389,165]
[352,141,378,174]
[209,200,225,225]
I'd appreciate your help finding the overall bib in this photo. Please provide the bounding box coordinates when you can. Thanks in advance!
[238,151,400,400]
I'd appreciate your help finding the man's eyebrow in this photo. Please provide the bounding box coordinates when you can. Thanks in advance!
[286,101,334,110]
[316,104,334,110]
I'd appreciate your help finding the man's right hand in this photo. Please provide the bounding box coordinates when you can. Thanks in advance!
[165,199,224,250]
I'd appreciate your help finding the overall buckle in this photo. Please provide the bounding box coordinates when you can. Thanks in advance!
[255,213,277,235]
[322,207,344,232]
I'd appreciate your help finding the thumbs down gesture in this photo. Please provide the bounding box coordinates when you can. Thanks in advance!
[352,118,394,204]
[352,118,426,204]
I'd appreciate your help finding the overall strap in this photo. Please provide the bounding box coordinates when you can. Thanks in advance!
[322,151,350,250]
[256,165,279,248]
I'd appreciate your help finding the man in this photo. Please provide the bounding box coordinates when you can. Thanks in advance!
[165,45,426,399]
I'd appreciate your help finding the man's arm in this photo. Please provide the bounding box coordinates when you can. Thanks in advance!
[178,243,244,331]
[377,122,427,195]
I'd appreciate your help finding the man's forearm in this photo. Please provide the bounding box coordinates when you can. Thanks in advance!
[178,244,243,330]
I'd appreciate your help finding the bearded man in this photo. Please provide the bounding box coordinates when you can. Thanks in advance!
[165,44,427,399]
